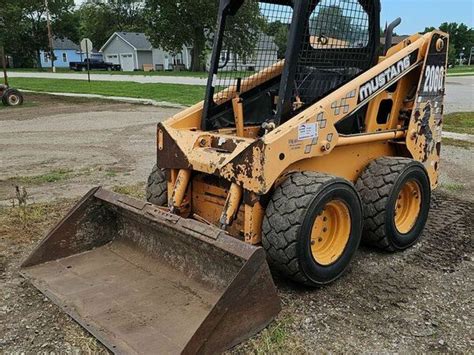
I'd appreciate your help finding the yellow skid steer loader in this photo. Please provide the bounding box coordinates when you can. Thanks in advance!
[21,0,448,353]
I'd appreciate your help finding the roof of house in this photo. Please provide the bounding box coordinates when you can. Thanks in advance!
[52,37,80,51]
[257,33,278,51]
[100,32,153,52]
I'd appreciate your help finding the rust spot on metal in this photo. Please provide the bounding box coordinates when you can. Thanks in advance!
[156,122,192,170]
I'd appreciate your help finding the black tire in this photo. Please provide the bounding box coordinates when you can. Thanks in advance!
[355,157,431,252]
[262,172,363,287]
[2,89,24,106]
[146,164,168,206]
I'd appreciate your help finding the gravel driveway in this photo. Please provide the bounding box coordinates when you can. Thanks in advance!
[0,95,174,206]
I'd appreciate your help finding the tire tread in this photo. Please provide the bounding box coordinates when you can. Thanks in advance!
[146,165,167,206]
[355,157,420,252]
[262,172,336,286]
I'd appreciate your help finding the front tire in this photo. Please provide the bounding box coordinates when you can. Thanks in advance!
[356,157,431,251]
[146,165,168,206]
[262,172,363,287]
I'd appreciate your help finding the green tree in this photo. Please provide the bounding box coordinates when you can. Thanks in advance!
[0,0,77,68]
[309,5,352,40]
[77,3,116,49]
[439,22,474,55]
[144,0,264,71]
[264,20,289,59]
[447,43,457,66]
[77,1,146,51]
[424,22,474,65]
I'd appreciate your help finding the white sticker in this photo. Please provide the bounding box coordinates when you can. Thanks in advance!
[298,123,317,141]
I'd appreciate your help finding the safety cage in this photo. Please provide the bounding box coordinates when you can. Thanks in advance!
[202,0,380,131]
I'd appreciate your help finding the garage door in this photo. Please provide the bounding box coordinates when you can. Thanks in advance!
[106,54,119,65]
[120,54,135,71]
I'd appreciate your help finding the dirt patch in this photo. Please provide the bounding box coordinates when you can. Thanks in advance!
[0,200,108,353]
[0,94,178,206]
[1,191,472,353]
[438,143,474,202]
[0,93,137,122]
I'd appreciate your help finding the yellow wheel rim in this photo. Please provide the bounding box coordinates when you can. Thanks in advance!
[310,200,351,266]
[394,180,422,234]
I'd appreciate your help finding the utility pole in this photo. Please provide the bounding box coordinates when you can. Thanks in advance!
[45,0,56,73]
[1,46,8,87]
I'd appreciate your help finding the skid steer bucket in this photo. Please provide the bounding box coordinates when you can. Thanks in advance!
[21,187,281,354]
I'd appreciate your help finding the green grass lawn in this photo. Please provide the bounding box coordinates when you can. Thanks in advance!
[9,78,205,106]
[9,68,254,79]
[443,112,474,135]
[448,66,474,76]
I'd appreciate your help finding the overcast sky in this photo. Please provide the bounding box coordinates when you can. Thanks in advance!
[74,0,473,35]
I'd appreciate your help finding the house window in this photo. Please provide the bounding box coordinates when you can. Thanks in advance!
[62,52,68,63]
[44,52,49,63]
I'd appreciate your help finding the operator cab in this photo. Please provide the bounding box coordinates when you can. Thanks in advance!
[202,0,380,132]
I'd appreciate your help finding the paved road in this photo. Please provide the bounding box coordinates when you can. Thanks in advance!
[445,76,474,113]
[8,71,208,86]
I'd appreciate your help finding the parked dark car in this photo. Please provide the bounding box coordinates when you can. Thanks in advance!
[69,58,121,72]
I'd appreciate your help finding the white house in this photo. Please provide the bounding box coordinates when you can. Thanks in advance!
[100,32,191,71]
[215,33,279,72]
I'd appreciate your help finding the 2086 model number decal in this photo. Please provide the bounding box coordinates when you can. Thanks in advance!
[422,65,445,94]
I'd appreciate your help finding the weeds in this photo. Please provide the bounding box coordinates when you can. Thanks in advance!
[0,201,69,239]
[9,169,73,185]
[105,171,117,178]
[441,183,465,192]
[112,183,145,199]
[248,315,306,354]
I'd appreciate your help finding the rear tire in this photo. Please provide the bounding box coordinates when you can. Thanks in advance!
[2,89,24,106]
[262,172,363,287]
[355,157,431,252]
[146,165,168,206]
